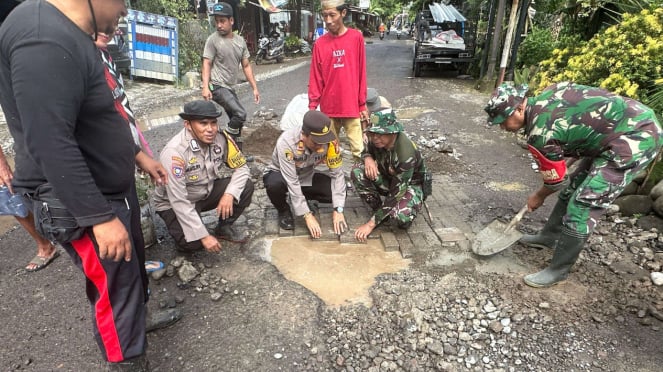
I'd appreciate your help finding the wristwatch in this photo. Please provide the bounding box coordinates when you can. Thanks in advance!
[335,207,344,213]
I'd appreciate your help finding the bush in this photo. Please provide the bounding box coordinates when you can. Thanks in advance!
[517,27,554,68]
[284,35,301,51]
[179,20,210,75]
[532,7,663,116]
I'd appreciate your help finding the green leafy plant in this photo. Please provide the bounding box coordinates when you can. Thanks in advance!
[532,7,663,117]
[517,27,554,68]
[284,35,301,50]
[135,172,153,205]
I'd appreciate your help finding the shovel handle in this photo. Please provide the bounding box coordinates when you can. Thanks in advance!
[504,205,528,232]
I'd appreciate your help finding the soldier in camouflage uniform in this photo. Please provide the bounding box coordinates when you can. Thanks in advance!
[351,109,428,242]
[485,81,663,288]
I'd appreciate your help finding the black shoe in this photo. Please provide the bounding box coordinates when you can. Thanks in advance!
[214,224,250,243]
[397,220,412,230]
[107,355,150,372]
[306,200,319,217]
[146,308,182,333]
[278,210,294,230]
[364,195,382,212]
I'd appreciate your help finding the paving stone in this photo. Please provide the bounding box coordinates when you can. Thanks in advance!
[380,231,399,252]
[394,230,415,258]
[342,208,365,231]
[344,197,366,208]
[293,214,310,237]
[407,212,431,233]
[264,208,280,237]
[278,227,295,237]
[317,210,340,242]
[340,231,365,245]
[409,230,441,251]
[435,227,467,242]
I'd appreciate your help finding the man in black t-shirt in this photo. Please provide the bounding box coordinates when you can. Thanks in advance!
[0,1,167,369]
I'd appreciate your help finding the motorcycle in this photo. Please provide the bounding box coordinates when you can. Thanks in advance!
[379,30,385,40]
[396,28,402,40]
[255,34,284,65]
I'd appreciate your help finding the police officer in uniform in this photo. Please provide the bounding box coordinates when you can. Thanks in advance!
[264,111,347,238]
[153,100,254,252]
[352,109,428,242]
[485,82,662,288]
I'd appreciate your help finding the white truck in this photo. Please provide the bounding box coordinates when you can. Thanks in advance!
[412,2,477,77]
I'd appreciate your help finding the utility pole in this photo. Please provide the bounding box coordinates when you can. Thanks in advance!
[485,0,506,83]
[497,0,519,85]
[506,0,532,81]
[479,0,497,80]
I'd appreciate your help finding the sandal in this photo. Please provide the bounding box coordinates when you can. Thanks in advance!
[145,260,164,273]
[25,250,60,272]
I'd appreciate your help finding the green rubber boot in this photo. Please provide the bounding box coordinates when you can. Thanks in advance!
[519,198,568,250]
[523,230,588,288]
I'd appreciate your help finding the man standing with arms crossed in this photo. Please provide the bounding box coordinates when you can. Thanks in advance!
[309,0,368,163]
[202,2,260,161]
[0,0,171,369]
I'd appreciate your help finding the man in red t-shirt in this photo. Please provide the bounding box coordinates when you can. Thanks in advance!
[308,0,368,162]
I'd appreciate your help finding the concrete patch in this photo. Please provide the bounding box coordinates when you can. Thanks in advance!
[396,107,435,120]
[485,181,528,192]
[270,237,410,307]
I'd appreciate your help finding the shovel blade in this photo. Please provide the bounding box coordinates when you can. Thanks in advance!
[471,219,523,256]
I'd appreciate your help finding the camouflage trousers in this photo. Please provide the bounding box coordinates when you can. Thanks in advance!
[560,130,661,236]
[350,165,424,226]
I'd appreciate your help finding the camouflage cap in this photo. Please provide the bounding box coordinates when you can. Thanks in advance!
[484,83,529,125]
[367,109,404,134]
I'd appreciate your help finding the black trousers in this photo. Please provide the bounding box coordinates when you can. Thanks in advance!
[263,171,332,213]
[157,178,254,251]
[62,193,147,362]
[212,86,247,137]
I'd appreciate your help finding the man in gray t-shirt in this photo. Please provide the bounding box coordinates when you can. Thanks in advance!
[201,2,260,160]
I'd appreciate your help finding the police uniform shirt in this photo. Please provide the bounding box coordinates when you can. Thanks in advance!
[265,126,346,216]
[153,128,250,242]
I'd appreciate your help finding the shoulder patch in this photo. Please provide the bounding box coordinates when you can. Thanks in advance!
[171,164,184,178]
[224,133,247,169]
[326,140,343,169]
[172,156,185,166]
[284,149,294,162]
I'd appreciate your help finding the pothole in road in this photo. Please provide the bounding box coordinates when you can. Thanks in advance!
[269,237,410,307]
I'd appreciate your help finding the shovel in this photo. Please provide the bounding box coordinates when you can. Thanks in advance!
[472,205,528,256]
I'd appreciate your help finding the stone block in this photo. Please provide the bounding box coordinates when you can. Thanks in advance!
[340,231,366,245]
[434,227,467,242]
[410,231,441,251]
[380,231,399,252]
[394,230,415,258]
[317,211,340,242]
[293,215,310,237]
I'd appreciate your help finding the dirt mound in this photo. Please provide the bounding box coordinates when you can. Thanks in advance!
[243,121,282,160]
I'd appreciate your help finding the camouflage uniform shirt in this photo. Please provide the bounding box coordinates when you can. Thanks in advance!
[524,82,662,192]
[361,132,427,223]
